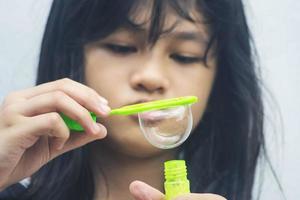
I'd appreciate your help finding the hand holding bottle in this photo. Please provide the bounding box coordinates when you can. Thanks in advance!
[129,180,227,200]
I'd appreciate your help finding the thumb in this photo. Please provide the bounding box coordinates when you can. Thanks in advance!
[129,180,165,200]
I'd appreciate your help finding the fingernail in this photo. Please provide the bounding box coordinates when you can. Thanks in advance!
[98,96,108,104]
[137,187,152,200]
[91,122,101,134]
[56,142,64,150]
[98,103,111,115]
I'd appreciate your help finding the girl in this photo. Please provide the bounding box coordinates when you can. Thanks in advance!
[0,0,268,199]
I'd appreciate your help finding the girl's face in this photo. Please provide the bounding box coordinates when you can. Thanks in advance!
[84,5,216,157]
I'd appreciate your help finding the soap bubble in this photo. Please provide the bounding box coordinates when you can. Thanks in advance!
[138,105,193,149]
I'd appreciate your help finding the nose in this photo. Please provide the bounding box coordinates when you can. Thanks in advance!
[130,58,170,94]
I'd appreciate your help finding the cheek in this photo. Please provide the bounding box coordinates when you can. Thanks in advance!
[84,49,130,107]
[173,66,216,128]
[191,101,206,129]
[174,66,215,98]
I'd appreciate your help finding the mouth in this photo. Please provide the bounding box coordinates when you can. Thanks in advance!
[124,98,154,107]
[124,98,154,120]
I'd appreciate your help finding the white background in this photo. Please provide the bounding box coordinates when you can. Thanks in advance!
[0,0,299,199]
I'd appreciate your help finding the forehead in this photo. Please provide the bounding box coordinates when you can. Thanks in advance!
[124,0,210,42]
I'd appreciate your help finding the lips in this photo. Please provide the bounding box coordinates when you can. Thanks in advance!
[123,99,152,121]
[123,97,171,120]
[124,98,154,107]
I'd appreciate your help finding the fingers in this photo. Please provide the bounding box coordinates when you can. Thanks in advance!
[1,112,106,175]
[5,113,70,150]
[11,91,104,134]
[1,78,111,135]
[129,180,165,200]
[27,113,106,151]
[174,193,227,200]
[129,181,226,200]
[0,78,110,189]
[3,78,110,116]
[4,112,98,151]
[54,123,106,157]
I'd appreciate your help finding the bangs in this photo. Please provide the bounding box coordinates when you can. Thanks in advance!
[127,0,200,45]
[76,0,208,42]
[65,0,214,62]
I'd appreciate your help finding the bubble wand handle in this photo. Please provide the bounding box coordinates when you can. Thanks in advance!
[61,96,198,132]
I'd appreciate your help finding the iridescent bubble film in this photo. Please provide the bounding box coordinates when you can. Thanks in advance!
[138,105,193,149]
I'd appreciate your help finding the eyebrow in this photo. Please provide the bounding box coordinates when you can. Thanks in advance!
[117,26,209,44]
[167,31,209,44]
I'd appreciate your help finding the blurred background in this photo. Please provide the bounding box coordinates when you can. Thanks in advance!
[0,0,299,199]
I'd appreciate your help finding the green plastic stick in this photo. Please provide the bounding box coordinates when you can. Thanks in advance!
[110,96,197,115]
[61,96,198,131]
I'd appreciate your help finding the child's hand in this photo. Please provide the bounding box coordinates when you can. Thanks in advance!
[129,181,227,200]
[0,78,110,191]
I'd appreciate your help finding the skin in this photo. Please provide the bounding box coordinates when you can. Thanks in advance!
[0,2,225,200]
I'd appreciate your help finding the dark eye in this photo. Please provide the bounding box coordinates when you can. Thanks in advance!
[170,54,204,64]
[104,43,137,54]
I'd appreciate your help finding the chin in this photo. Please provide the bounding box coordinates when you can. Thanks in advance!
[98,116,173,158]
[107,133,166,158]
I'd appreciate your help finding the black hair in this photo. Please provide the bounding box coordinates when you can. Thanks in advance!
[17,0,278,199]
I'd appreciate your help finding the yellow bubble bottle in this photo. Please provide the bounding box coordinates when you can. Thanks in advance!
[164,160,190,200]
